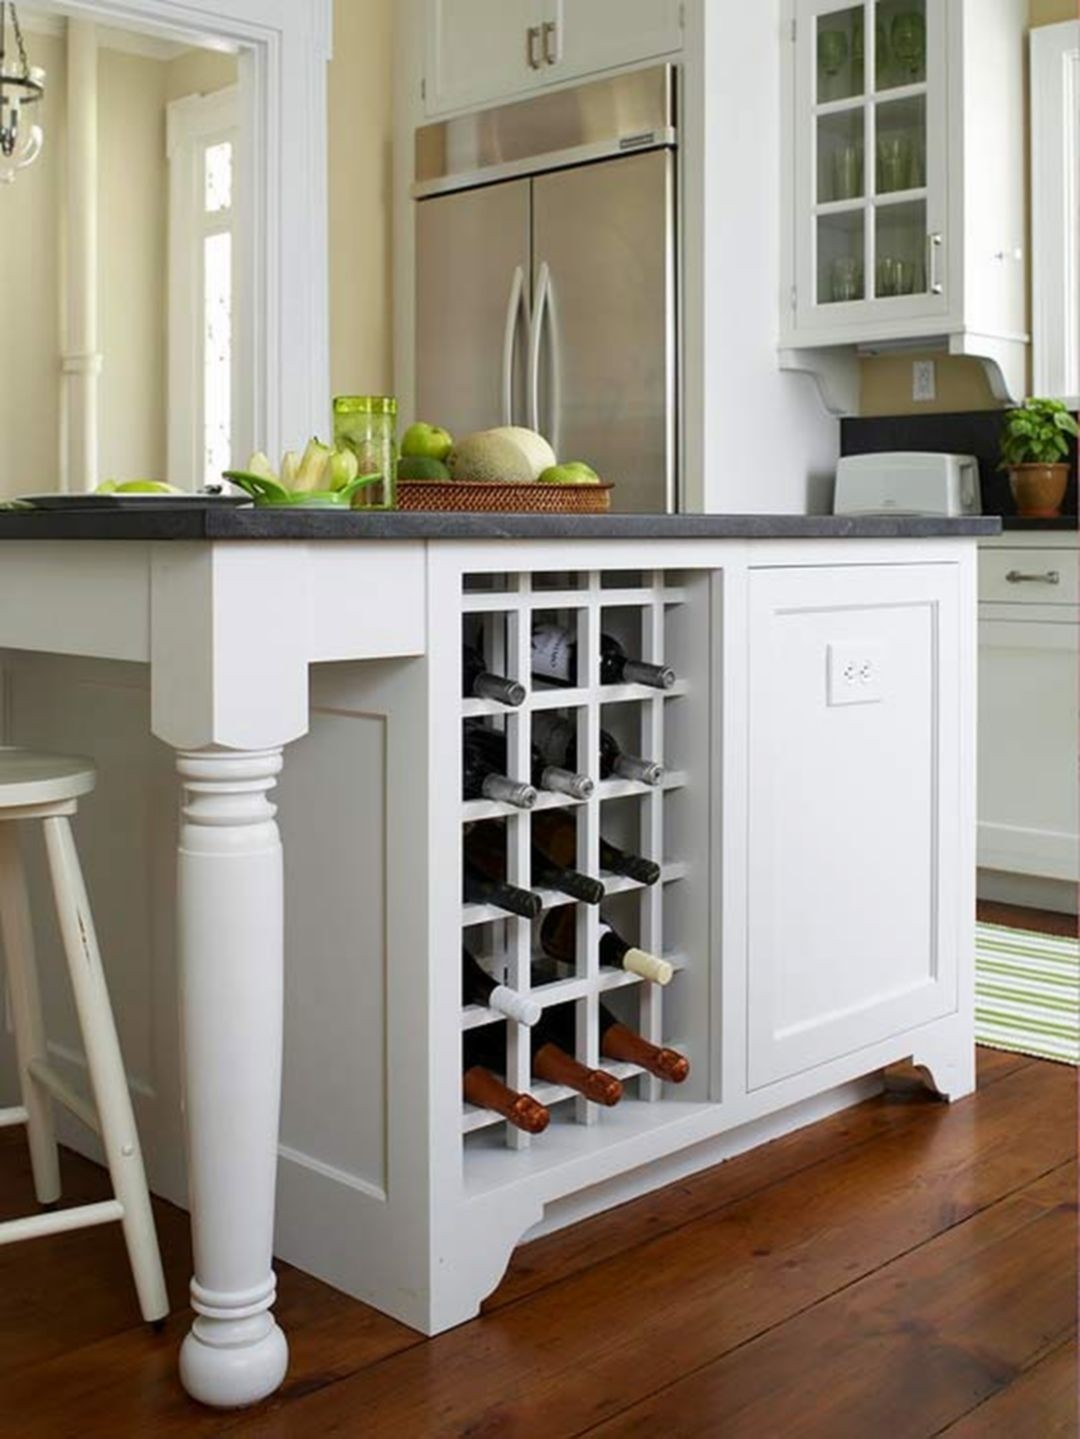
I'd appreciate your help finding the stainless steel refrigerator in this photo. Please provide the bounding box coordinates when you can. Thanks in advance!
[413,65,678,514]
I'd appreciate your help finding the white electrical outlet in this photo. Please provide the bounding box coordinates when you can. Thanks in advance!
[827,641,884,706]
[913,359,936,402]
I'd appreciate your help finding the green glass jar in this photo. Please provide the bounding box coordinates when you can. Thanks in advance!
[332,395,398,509]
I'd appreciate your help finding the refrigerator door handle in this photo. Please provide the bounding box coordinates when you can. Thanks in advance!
[501,265,527,426]
[527,261,551,434]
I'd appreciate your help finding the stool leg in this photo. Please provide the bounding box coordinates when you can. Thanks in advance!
[0,823,61,1205]
[42,815,169,1324]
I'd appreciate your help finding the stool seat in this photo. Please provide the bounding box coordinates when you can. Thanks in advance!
[0,750,96,809]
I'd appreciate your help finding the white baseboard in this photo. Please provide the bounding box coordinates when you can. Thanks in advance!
[977,868,1078,916]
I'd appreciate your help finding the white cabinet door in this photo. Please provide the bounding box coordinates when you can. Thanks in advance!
[542,0,683,82]
[789,0,951,337]
[746,563,962,1090]
[977,618,1080,882]
[427,0,542,116]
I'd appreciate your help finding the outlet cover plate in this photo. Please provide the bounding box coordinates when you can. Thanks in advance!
[827,640,884,706]
[913,359,936,402]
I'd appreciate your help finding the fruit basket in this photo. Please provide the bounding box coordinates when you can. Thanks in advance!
[396,479,613,513]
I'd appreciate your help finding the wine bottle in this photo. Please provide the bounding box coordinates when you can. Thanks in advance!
[531,623,676,691]
[462,643,526,708]
[540,907,674,986]
[463,860,542,920]
[532,1019,623,1107]
[529,989,689,1086]
[462,948,541,1026]
[463,727,537,809]
[532,713,664,789]
[467,720,593,801]
[463,1027,550,1133]
[467,820,604,907]
[532,810,662,888]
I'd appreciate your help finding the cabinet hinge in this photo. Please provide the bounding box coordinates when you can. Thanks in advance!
[790,17,797,42]
[420,77,427,101]
[678,3,686,29]
[790,284,798,311]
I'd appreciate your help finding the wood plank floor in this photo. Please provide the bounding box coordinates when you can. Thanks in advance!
[0,904,1075,1437]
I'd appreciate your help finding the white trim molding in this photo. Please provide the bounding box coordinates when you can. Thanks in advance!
[52,0,333,469]
[1032,20,1080,406]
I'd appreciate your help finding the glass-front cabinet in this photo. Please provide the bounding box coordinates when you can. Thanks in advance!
[791,0,949,333]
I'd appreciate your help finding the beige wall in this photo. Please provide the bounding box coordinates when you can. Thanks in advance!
[858,0,1076,416]
[327,0,395,401]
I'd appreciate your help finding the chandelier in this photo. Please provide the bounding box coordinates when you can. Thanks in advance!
[0,3,44,185]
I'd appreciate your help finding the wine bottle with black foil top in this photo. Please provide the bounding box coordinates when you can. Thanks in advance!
[466,820,604,906]
[462,726,537,808]
[467,718,593,801]
[462,948,541,1026]
[531,712,664,789]
[463,1025,550,1133]
[462,643,526,708]
[531,623,676,690]
[532,809,662,887]
[463,849,543,920]
[540,905,673,986]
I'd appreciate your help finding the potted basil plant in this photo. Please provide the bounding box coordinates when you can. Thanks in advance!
[999,398,1079,518]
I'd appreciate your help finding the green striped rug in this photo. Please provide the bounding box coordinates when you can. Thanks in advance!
[975,922,1080,1066]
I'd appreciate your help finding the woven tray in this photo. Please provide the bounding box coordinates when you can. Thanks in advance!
[396,479,613,513]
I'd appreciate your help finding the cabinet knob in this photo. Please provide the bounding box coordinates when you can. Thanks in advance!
[1005,569,1061,585]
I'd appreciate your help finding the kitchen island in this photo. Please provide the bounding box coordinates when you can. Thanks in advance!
[0,510,996,1407]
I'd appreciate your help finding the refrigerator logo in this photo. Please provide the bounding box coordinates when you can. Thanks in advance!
[619,132,656,150]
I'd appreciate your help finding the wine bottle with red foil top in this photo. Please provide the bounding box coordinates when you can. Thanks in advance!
[467,719,593,801]
[462,644,526,708]
[462,948,541,1027]
[462,726,537,808]
[530,1015,623,1108]
[531,989,690,1087]
[463,1025,550,1134]
[531,623,676,690]
[540,906,673,986]
[532,712,664,789]
[532,809,662,888]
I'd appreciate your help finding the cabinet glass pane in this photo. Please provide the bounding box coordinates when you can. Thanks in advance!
[875,95,926,194]
[817,8,865,103]
[874,198,927,297]
[875,0,926,91]
[818,109,865,204]
[818,209,865,304]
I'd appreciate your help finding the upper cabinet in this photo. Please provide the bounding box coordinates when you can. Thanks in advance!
[424,0,684,117]
[780,0,1029,412]
[1031,20,1080,407]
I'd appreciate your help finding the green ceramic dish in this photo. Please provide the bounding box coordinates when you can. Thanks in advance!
[222,469,383,507]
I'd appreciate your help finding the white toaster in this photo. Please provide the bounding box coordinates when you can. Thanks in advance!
[833,451,982,517]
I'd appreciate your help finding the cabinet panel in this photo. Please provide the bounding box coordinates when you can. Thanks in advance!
[543,0,684,83]
[427,0,541,115]
[747,564,961,1089]
[977,618,1079,882]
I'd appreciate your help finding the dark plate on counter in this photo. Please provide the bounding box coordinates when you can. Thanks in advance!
[18,492,252,510]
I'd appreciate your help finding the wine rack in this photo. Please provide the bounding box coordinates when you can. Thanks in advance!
[459,566,707,1160]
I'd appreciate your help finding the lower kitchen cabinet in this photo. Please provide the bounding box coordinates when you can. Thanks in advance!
[978,539,1080,884]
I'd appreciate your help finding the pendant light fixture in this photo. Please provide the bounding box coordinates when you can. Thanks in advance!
[0,3,44,184]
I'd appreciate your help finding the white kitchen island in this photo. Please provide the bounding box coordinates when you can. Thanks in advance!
[0,507,995,1408]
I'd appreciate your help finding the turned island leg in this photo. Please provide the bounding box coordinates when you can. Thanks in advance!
[175,748,289,1408]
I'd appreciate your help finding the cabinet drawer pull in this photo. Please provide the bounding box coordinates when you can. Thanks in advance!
[927,232,944,295]
[1005,569,1061,585]
[526,25,542,69]
[542,20,559,65]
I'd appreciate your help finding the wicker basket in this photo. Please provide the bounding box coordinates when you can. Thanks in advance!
[396,479,613,513]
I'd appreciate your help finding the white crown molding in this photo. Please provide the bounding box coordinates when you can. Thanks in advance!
[18,4,194,59]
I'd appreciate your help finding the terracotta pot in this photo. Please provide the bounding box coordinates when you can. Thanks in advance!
[1008,463,1070,518]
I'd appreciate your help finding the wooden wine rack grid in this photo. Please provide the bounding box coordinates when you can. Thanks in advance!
[459,567,690,1151]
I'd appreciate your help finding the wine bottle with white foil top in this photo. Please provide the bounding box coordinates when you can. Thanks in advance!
[531,712,664,789]
[462,726,537,809]
[466,721,593,802]
[540,905,673,986]
[462,644,526,708]
[462,948,541,1027]
[531,624,675,690]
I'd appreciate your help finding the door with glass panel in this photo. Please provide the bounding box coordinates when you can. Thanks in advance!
[793,0,948,330]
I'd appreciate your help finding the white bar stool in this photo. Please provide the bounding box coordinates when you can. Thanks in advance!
[0,749,168,1324]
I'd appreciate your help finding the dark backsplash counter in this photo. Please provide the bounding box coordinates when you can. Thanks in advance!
[0,508,1001,543]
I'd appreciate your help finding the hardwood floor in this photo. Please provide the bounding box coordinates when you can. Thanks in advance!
[0,906,1075,1437]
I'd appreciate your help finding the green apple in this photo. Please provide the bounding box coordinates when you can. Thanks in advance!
[114,479,184,495]
[402,422,453,462]
[538,461,600,486]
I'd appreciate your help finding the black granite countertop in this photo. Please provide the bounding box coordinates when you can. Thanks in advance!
[1000,516,1078,532]
[0,507,1002,542]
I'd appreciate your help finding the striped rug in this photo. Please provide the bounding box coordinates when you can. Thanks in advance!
[975,922,1080,1066]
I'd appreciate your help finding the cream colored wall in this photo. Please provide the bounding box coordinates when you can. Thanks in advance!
[858,0,1076,416]
[165,46,237,103]
[327,0,395,400]
[0,31,65,497]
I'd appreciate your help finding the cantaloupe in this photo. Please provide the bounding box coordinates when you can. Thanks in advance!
[448,431,536,484]
[486,427,556,479]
